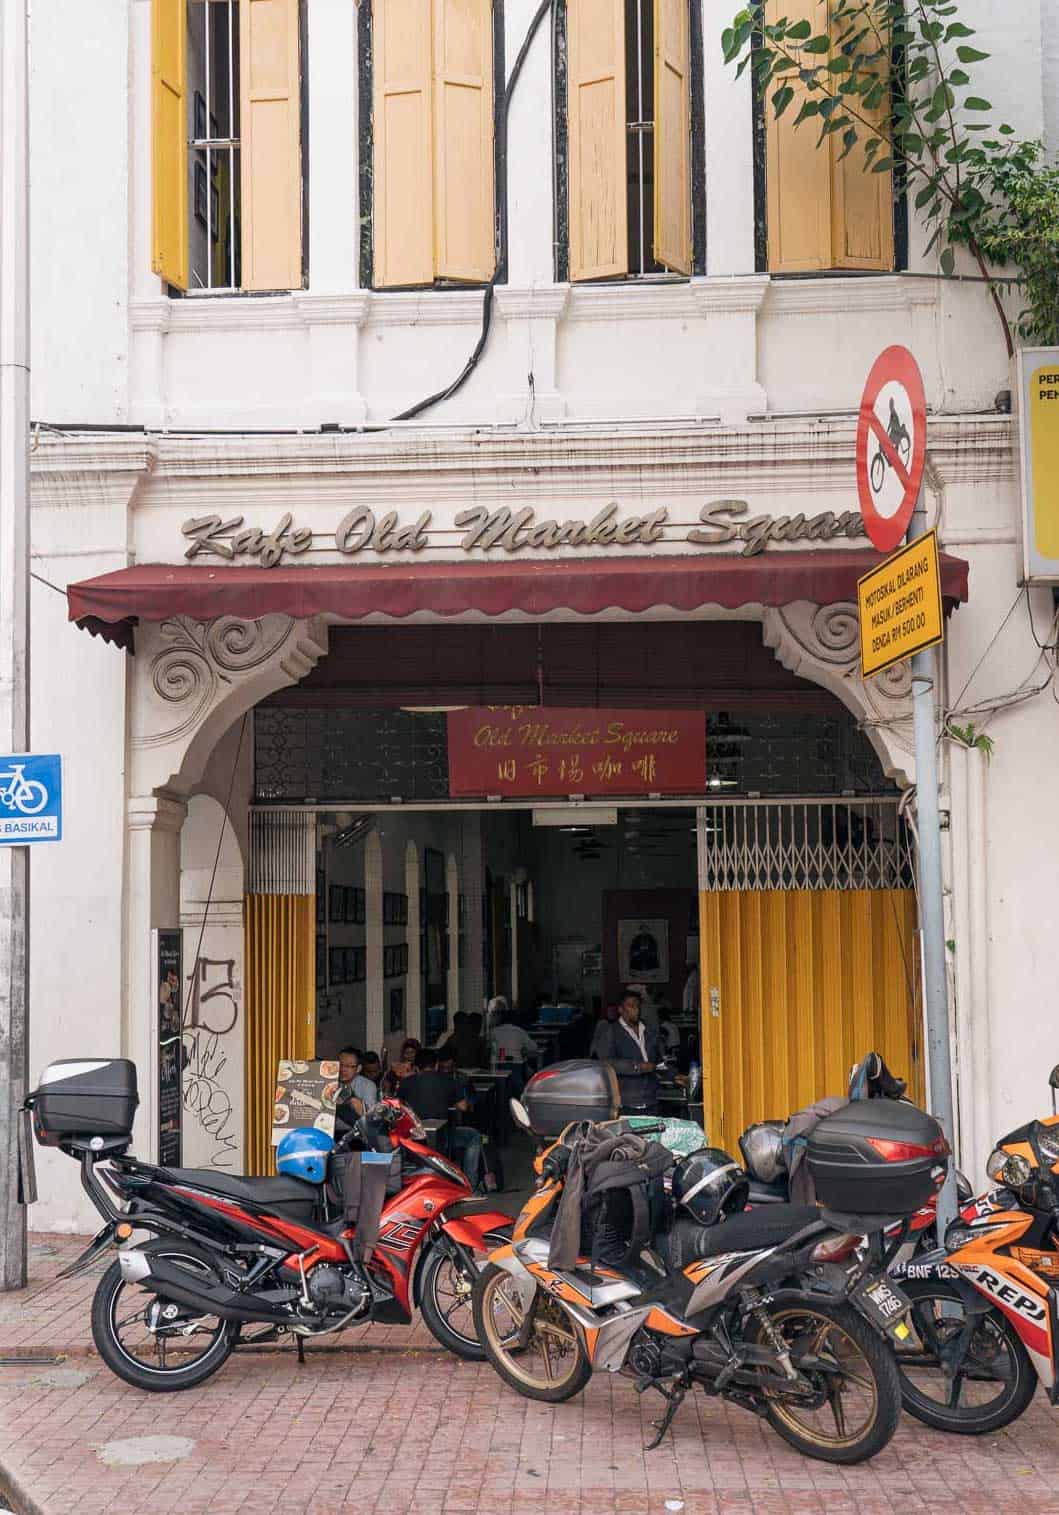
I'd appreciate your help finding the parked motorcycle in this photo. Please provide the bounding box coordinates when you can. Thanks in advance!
[890,1063,1059,1434]
[473,1060,949,1466]
[24,1058,512,1390]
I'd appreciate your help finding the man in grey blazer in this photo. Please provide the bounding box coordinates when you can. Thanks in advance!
[590,990,664,1114]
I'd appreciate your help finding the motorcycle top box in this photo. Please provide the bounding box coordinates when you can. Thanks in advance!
[29,1058,138,1147]
[522,1059,619,1139]
[807,1099,948,1217]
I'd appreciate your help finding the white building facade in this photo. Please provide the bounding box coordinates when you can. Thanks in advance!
[26,0,1059,1229]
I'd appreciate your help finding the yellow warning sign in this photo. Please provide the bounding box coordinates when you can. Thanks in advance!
[858,530,945,679]
[1030,363,1059,561]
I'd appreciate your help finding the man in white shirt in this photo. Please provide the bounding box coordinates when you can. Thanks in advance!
[590,991,663,1113]
[490,1012,538,1068]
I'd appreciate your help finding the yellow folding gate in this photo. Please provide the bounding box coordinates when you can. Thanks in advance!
[696,801,922,1153]
[244,809,317,1174]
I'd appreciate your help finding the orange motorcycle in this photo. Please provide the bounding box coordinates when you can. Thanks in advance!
[474,1061,949,1466]
[893,1065,1059,1434]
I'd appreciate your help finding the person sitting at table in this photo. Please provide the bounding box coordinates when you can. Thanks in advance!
[489,1007,538,1095]
[439,1010,488,1070]
[333,1047,378,1134]
[361,1050,382,1089]
[382,1037,421,1095]
[400,1049,485,1189]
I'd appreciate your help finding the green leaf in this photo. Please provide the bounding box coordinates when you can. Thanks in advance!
[940,247,956,276]
[793,98,821,125]
[944,22,975,39]
[955,45,990,62]
[771,83,795,118]
[787,18,812,40]
[915,182,936,209]
[964,97,992,111]
[803,34,832,54]
[947,68,970,86]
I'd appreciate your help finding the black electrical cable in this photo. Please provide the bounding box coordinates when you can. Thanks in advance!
[391,0,554,423]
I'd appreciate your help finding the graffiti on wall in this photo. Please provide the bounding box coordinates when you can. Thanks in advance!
[181,936,243,1169]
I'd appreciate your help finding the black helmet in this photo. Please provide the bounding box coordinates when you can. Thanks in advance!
[671,1147,749,1225]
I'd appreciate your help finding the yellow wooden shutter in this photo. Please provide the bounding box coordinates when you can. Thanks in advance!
[653,0,691,274]
[765,0,832,272]
[830,41,894,270]
[374,0,434,288]
[240,0,302,291]
[433,0,495,281]
[151,0,189,291]
[567,0,627,281]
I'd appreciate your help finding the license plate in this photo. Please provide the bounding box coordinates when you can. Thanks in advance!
[852,1275,914,1345]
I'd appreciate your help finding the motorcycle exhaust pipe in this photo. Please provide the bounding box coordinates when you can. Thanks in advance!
[120,1251,292,1326]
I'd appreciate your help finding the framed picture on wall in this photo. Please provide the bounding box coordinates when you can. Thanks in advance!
[328,946,345,984]
[342,947,356,984]
[328,884,344,924]
[617,918,670,985]
[352,946,367,982]
[343,887,358,924]
[389,987,404,1033]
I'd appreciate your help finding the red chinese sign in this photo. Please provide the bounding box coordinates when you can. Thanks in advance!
[447,708,707,798]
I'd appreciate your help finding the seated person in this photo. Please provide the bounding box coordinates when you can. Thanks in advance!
[382,1038,421,1095]
[333,1046,379,1134]
[438,1011,486,1070]
[361,1050,383,1089]
[400,1048,485,1189]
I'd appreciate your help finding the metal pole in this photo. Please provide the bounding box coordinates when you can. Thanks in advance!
[0,0,31,1289]
[910,501,958,1236]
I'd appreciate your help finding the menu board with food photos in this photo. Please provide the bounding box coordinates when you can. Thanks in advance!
[271,1058,340,1147]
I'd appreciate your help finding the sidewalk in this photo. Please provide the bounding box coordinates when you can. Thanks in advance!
[1,1235,1058,1515]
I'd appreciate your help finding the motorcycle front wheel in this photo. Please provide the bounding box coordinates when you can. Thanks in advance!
[473,1262,591,1403]
[896,1278,1037,1434]
[749,1296,901,1465]
[91,1239,235,1392]
[418,1240,488,1360]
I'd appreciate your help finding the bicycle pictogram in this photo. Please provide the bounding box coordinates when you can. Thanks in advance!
[0,763,49,815]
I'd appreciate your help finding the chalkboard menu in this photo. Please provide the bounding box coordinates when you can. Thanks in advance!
[157,929,183,1167]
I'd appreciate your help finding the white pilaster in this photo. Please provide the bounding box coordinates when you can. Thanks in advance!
[365,831,384,1051]
[494,286,569,424]
[405,841,422,1042]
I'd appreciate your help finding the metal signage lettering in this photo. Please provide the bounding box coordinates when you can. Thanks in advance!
[447,707,707,798]
[180,500,869,568]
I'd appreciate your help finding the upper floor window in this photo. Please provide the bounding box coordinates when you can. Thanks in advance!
[761,0,895,273]
[367,0,497,289]
[152,0,304,293]
[564,0,696,282]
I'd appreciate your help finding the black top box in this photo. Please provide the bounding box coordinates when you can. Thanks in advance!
[523,1060,620,1139]
[31,1058,139,1147]
[807,1099,948,1218]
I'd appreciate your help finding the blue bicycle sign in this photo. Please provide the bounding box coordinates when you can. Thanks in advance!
[0,753,62,843]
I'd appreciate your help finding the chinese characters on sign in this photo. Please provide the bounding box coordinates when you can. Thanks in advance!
[446,708,707,798]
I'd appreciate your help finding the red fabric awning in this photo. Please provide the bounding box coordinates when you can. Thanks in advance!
[68,551,970,651]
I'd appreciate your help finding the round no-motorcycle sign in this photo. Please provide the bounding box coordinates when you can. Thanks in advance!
[0,753,63,843]
[856,345,928,553]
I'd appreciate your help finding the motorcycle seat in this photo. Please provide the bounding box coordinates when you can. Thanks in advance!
[161,1167,320,1207]
[693,1204,823,1258]
[746,1177,789,1204]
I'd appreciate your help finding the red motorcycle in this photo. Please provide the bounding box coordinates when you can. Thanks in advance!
[26,1059,512,1391]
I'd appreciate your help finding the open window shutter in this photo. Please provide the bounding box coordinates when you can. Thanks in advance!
[374,0,434,288]
[151,0,189,290]
[830,37,894,270]
[653,0,691,274]
[567,0,627,282]
[764,0,832,273]
[433,0,495,282]
[240,0,302,291]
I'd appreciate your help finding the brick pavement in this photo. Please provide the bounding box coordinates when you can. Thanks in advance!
[1,1235,1059,1515]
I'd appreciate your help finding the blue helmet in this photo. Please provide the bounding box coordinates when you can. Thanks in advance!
[277,1126,333,1185]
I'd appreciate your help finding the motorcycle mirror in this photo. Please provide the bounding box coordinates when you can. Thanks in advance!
[509,1098,532,1132]
[1050,1064,1059,1114]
